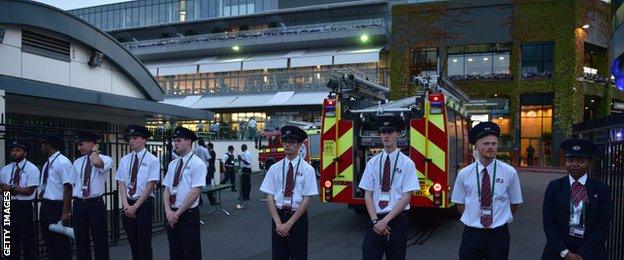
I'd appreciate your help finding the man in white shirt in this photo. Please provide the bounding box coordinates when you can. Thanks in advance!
[220,145,237,192]
[115,125,160,260]
[193,138,211,206]
[162,127,206,260]
[38,134,73,260]
[239,144,253,200]
[71,131,113,260]
[359,115,419,260]
[260,125,318,260]
[0,139,39,260]
[451,122,523,260]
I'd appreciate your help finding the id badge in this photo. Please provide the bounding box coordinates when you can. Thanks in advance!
[569,226,585,238]
[480,207,493,217]
[170,187,178,196]
[128,182,135,189]
[380,192,390,202]
[82,185,88,190]
[283,197,292,206]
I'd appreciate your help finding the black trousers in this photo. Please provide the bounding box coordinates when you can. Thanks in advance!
[459,224,510,260]
[362,211,409,260]
[72,197,109,260]
[220,168,236,191]
[166,207,201,260]
[40,199,71,260]
[241,167,252,199]
[122,198,154,260]
[2,200,35,260]
[272,210,309,260]
[205,168,216,205]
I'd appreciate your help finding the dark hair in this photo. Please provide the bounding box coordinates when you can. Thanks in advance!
[198,138,205,146]
[241,144,247,150]
[228,145,234,150]
[208,143,214,149]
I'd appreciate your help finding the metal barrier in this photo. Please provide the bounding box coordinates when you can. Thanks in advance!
[573,114,624,260]
[0,119,172,258]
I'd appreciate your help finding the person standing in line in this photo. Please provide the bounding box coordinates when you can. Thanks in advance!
[260,126,318,260]
[115,125,160,260]
[71,131,113,260]
[541,139,612,260]
[451,122,523,260]
[38,134,73,260]
[0,139,40,260]
[162,127,206,260]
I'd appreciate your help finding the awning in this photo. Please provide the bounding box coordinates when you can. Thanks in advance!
[191,95,238,109]
[267,91,295,105]
[228,94,276,108]
[333,46,383,65]
[198,56,246,73]
[290,49,337,68]
[242,52,289,71]
[144,58,201,76]
[283,91,328,106]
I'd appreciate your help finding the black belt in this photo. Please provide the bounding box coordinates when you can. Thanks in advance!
[464,223,508,232]
[41,199,63,203]
[73,196,103,202]
[170,206,197,213]
[277,208,297,215]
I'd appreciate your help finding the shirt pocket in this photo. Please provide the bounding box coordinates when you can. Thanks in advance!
[493,178,509,201]
[392,171,406,191]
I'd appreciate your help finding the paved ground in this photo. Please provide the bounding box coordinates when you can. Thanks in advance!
[107,170,565,260]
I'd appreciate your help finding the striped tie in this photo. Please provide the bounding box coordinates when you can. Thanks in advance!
[283,162,294,211]
[480,168,493,228]
[571,181,588,207]
[378,155,391,209]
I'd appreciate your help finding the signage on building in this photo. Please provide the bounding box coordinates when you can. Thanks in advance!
[613,102,624,111]
[465,99,508,108]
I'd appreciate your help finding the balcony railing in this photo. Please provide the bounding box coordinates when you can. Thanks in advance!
[122,18,385,49]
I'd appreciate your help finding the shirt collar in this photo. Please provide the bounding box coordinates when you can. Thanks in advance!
[381,148,400,159]
[569,174,588,185]
[284,155,300,165]
[49,151,61,161]
[14,158,27,167]
[179,151,193,161]
[476,159,496,173]
[133,148,147,157]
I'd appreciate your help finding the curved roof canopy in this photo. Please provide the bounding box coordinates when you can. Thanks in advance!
[0,0,164,101]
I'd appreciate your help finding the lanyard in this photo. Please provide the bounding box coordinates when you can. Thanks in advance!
[378,150,401,188]
[476,160,497,200]
[282,157,302,193]
[10,160,28,182]
[43,153,61,176]
[128,150,148,178]
[569,199,586,226]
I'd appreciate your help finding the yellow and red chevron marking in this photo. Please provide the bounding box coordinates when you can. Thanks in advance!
[410,100,450,208]
[331,119,354,202]
[320,103,337,202]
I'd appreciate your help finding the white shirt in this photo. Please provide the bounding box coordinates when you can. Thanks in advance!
[71,154,113,198]
[248,119,257,128]
[114,149,160,199]
[40,151,73,201]
[162,152,206,209]
[0,159,40,200]
[240,150,252,168]
[192,146,211,166]
[260,155,318,210]
[451,159,523,228]
[568,174,588,225]
[358,149,420,214]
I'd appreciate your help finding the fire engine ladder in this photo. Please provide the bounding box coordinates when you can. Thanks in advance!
[326,69,389,102]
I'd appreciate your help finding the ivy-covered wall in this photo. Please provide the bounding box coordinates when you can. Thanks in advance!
[390,0,614,166]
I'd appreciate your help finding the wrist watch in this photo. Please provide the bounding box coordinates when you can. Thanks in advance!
[560,249,569,258]
[371,219,378,224]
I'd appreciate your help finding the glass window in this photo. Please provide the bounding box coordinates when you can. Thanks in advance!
[493,53,510,74]
[465,53,492,75]
[447,55,464,76]
[521,42,554,78]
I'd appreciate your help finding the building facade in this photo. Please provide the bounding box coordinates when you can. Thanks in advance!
[391,0,624,167]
